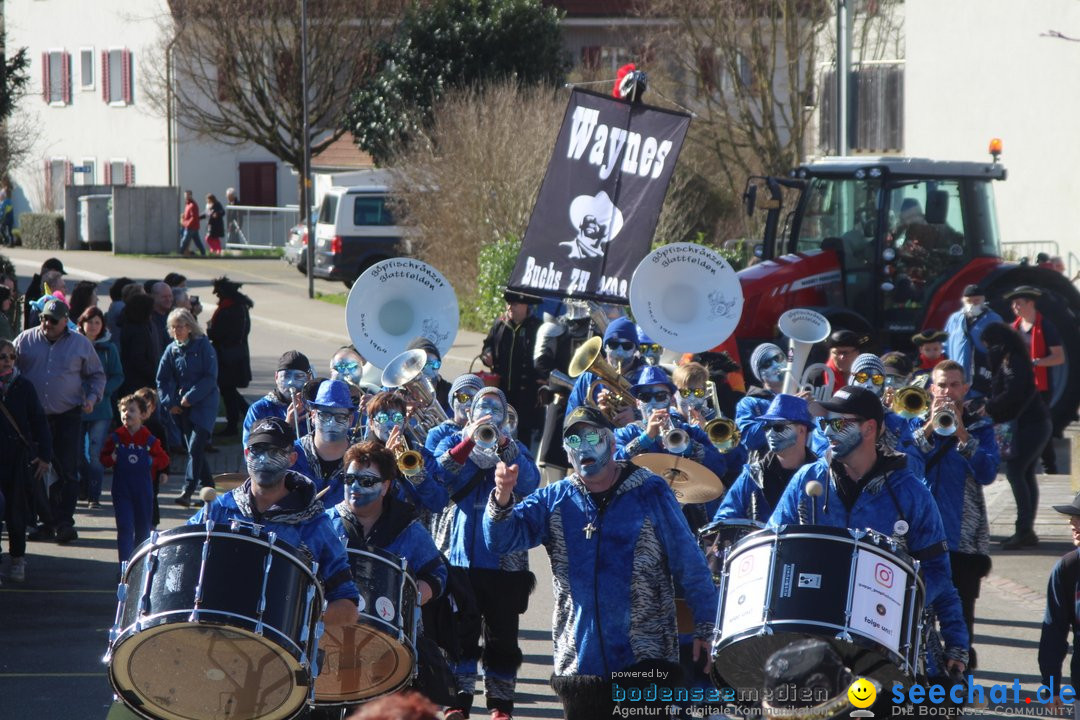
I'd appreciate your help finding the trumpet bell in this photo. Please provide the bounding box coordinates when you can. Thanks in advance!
[893,386,930,420]
[473,423,499,451]
[568,336,635,420]
[568,337,603,379]
[933,409,958,436]
[396,448,424,477]
[381,349,428,389]
[346,258,459,368]
[704,417,740,452]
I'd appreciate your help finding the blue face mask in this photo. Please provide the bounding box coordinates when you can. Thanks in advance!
[316,410,351,442]
[565,430,613,477]
[422,356,441,382]
[246,448,292,487]
[757,354,786,385]
[472,398,505,426]
[369,411,405,442]
[823,419,864,459]
[606,346,635,369]
[331,359,362,385]
[765,423,799,453]
[276,369,308,396]
[345,465,384,508]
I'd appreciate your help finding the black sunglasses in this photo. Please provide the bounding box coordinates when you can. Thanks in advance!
[345,473,385,488]
[42,316,63,325]
[605,340,635,351]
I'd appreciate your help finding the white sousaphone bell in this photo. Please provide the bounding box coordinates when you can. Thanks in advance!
[777,309,832,397]
[345,258,459,369]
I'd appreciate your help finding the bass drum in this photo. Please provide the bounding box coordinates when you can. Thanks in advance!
[314,545,419,710]
[710,525,924,693]
[697,519,765,584]
[105,523,324,720]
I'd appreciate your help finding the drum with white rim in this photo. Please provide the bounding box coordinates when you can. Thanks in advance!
[710,525,925,692]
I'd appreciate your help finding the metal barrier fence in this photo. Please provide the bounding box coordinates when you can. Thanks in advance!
[1001,239,1060,263]
[224,205,300,250]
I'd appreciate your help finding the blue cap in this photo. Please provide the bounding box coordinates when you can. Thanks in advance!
[603,316,637,344]
[629,365,677,397]
[758,394,814,428]
[635,325,655,345]
[311,379,356,410]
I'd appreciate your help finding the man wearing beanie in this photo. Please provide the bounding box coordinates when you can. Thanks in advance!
[564,316,649,427]
[407,336,452,413]
[242,350,312,445]
[849,353,920,472]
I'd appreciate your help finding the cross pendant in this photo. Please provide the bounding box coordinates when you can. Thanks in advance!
[584,522,597,539]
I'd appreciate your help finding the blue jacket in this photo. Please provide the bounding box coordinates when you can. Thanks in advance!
[945,307,1003,385]
[156,335,219,432]
[736,389,829,458]
[244,392,311,446]
[484,465,718,677]
[188,473,359,603]
[614,414,729,481]
[884,411,924,479]
[425,420,461,453]
[435,432,539,570]
[564,359,648,422]
[325,496,448,600]
[84,334,124,423]
[714,451,816,523]
[767,452,969,655]
[911,416,999,553]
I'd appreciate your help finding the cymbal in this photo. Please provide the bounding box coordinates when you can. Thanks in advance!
[632,453,724,504]
[213,472,247,493]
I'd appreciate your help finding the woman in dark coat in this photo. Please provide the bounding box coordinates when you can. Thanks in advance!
[981,321,1053,550]
[119,293,159,397]
[206,276,253,437]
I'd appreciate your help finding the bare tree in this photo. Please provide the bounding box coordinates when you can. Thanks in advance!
[146,0,403,212]
[390,81,565,294]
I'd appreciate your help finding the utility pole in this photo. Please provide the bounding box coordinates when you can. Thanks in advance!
[835,0,850,156]
[302,0,315,299]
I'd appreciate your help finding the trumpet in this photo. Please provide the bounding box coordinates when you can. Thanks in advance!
[892,386,931,420]
[932,406,958,436]
[394,443,424,477]
[568,336,635,421]
[661,416,689,453]
[704,417,740,452]
[473,422,500,451]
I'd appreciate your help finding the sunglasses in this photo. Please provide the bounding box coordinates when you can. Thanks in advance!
[678,387,707,398]
[316,410,352,423]
[639,343,661,354]
[564,430,602,449]
[636,390,671,403]
[248,444,289,458]
[453,391,475,404]
[424,359,442,371]
[852,372,885,386]
[761,354,786,368]
[373,411,405,425]
[818,417,864,432]
[766,423,792,433]
[345,473,384,488]
[332,361,359,373]
[42,316,63,325]
[0,353,15,361]
[605,340,635,352]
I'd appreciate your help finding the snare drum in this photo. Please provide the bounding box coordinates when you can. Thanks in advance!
[105,522,324,720]
[314,545,419,710]
[711,525,924,691]
[697,519,765,582]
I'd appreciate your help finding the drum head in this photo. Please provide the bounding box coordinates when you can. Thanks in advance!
[315,623,416,703]
[109,623,309,720]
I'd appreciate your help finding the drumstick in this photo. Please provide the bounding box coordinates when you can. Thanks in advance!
[315,485,331,501]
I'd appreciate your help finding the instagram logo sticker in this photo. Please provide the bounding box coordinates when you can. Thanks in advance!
[874,563,893,589]
[738,556,754,576]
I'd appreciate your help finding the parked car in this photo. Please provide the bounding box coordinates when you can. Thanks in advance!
[312,185,411,287]
[283,223,308,272]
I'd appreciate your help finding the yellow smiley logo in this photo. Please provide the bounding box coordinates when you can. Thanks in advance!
[847,677,877,709]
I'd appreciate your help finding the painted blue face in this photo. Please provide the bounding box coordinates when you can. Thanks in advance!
[635,386,672,418]
[605,339,635,369]
[472,398,506,426]
[765,422,799,453]
[276,369,309,396]
[246,446,292,487]
[370,410,405,442]
[345,462,384,508]
[821,417,864,458]
[315,409,352,441]
[564,426,613,477]
[451,389,477,424]
[330,358,362,385]
[757,353,786,384]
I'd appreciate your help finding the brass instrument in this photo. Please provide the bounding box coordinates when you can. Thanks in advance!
[382,349,449,437]
[704,417,740,452]
[798,363,836,401]
[661,416,689,453]
[778,309,831,396]
[473,422,500,451]
[932,404,958,436]
[892,386,931,420]
[567,336,635,421]
[394,441,424,478]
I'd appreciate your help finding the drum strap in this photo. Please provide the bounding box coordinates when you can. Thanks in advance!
[923,437,958,476]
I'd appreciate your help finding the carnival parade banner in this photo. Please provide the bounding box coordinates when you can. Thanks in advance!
[507,87,691,304]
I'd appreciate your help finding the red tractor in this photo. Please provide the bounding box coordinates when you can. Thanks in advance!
[717,151,1080,431]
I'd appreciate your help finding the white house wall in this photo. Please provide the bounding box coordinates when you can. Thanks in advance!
[905,0,1080,269]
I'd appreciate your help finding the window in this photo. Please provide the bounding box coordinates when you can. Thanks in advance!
[74,159,95,185]
[42,50,71,105]
[819,63,904,154]
[102,48,133,105]
[352,196,394,226]
[79,48,94,90]
[104,160,133,186]
[44,158,70,211]
[318,194,339,224]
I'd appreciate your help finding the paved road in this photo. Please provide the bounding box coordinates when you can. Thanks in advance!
[0,249,1074,719]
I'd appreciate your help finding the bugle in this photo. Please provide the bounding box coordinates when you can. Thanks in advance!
[568,336,635,421]
[661,416,689,454]
[892,386,930,420]
[394,442,424,477]
[473,422,500,451]
[704,417,740,452]
[778,309,831,396]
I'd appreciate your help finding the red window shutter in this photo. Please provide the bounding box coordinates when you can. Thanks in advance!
[122,49,132,104]
[62,52,71,104]
[42,52,50,101]
[44,160,52,207]
[104,163,112,185]
[102,50,110,102]
[124,163,134,186]
[65,161,73,185]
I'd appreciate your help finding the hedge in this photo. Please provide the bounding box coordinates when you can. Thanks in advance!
[20,213,64,250]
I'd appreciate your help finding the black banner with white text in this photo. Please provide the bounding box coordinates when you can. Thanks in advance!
[507,88,690,304]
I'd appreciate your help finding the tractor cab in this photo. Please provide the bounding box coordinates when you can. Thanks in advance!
[744,157,1006,351]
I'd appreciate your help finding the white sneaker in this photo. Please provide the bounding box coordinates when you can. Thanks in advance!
[10,558,25,582]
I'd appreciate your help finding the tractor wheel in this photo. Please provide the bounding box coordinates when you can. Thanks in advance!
[986,269,1080,431]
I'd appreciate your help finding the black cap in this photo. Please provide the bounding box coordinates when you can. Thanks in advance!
[246,417,295,449]
[503,289,538,305]
[563,406,614,436]
[911,328,947,345]
[1052,492,1080,516]
[42,257,66,275]
[961,284,983,298]
[277,350,311,373]
[827,329,868,349]
[406,336,441,360]
[816,385,884,427]
[1003,285,1042,301]
[41,298,70,320]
